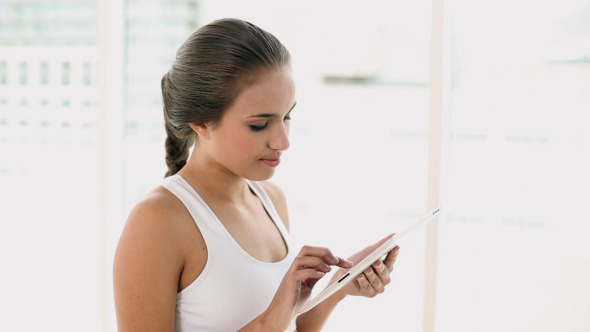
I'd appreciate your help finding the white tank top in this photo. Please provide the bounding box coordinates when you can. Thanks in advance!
[161,175,298,332]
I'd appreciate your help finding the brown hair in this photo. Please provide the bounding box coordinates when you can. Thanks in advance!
[161,18,291,176]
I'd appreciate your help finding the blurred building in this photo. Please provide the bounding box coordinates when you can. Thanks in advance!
[0,1,200,330]
[0,1,98,176]
[0,0,201,199]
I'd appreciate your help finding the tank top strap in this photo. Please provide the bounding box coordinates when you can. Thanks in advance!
[160,174,228,239]
[246,180,291,249]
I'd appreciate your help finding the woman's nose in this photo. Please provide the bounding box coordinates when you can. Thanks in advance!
[268,123,290,151]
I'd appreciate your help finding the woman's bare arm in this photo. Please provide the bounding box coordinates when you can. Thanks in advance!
[113,189,192,331]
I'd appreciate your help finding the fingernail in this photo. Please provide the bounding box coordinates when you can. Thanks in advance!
[374,260,382,267]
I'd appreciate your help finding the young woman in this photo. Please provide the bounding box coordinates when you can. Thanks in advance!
[113,18,400,332]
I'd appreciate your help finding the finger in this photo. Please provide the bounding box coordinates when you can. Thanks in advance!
[294,269,326,291]
[292,255,332,273]
[372,260,391,285]
[364,233,395,253]
[363,266,384,293]
[356,273,372,293]
[372,259,389,278]
[335,257,353,269]
[297,245,353,268]
[354,234,396,262]
[298,245,341,265]
[383,246,400,271]
[292,269,326,282]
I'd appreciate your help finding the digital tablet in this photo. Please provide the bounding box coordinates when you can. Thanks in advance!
[297,206,441,314]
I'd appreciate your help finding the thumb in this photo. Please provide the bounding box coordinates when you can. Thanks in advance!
[371,233,395,249]
[358,233,395,257]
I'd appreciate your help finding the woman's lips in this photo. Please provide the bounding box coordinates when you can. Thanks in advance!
[260,158,280,167]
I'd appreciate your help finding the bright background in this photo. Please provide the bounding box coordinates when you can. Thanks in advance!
[1,0,589,331]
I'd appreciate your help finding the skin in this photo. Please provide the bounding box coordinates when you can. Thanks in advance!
[113,65,400,332]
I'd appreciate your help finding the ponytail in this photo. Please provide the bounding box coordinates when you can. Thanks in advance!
[162,73,194,177]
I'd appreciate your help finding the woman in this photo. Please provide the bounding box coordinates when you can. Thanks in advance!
[113,18,400,331]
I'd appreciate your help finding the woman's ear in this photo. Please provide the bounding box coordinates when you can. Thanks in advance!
[189,122,211,139]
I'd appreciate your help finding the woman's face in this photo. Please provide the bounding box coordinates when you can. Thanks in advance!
[199,66,296,181]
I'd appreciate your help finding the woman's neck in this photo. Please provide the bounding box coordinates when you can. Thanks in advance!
[177,154,251,205]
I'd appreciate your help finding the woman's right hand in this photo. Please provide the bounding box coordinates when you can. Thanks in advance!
[246,246,352,331]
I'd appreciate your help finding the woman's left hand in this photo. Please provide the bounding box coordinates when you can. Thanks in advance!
[333,234,400,298]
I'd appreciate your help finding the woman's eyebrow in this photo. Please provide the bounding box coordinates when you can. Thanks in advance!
[248,113,275,119]
[247,101,297,118]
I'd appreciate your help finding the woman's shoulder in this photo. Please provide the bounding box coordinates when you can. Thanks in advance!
[119,185,196,255]
[129,186,188,228]
[258,180,290,229]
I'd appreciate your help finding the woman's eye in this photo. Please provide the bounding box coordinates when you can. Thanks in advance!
[249,123,269,132]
